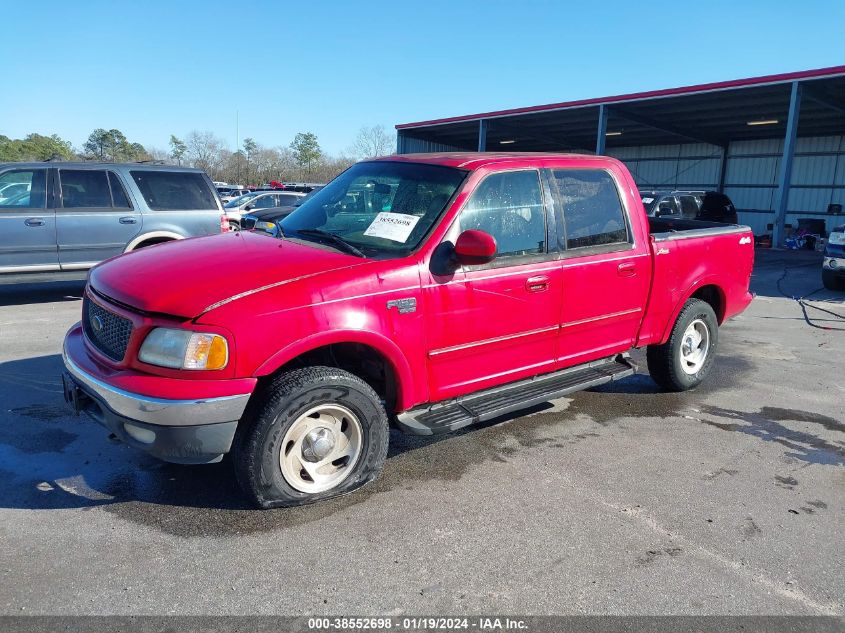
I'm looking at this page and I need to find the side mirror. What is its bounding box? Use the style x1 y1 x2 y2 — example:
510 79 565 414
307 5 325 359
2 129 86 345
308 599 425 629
454 229 497 265
245 203 254 211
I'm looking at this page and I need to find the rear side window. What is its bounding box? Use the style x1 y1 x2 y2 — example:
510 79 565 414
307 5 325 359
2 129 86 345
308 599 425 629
130 171 217 210
459 170 546 258
0 169 47 209
109 172 131 208
550 169 629 250
60 170 112 208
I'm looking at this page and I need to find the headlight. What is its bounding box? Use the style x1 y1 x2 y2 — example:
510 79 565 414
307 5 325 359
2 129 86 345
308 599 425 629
138 328 228 370
254 220 278 234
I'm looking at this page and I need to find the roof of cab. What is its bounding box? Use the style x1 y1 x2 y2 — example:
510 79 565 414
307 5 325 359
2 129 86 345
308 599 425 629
368 152 606 170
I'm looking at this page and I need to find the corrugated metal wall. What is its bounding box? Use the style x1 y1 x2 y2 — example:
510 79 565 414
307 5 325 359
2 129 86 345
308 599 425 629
609 136 845 234
396 133 464 154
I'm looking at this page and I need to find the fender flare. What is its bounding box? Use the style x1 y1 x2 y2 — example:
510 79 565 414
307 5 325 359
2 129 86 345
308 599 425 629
659 277 726 343
125 231 184 252
254 329 417 411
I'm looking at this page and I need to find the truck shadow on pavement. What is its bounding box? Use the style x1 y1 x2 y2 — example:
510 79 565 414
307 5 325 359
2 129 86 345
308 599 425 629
0 280 86 307
1 348 840 538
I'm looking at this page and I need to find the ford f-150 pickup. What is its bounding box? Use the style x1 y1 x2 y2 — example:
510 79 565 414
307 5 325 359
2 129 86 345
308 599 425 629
62 153 754 508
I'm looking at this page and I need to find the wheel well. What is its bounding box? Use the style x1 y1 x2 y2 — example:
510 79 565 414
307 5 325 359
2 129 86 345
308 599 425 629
260 343 398 411
131 237 174 250
691 285 725 323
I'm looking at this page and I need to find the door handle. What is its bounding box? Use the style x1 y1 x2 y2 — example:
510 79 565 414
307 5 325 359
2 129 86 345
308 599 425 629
119 216 138 224
617 262 636 277
24 217 45 227
526 275 550 292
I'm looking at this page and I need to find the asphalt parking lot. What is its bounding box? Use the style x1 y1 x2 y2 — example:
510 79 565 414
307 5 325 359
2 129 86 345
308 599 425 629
0 250 842 616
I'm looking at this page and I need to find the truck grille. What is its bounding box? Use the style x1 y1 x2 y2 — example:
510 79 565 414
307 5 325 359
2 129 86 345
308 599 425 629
83 296 133 361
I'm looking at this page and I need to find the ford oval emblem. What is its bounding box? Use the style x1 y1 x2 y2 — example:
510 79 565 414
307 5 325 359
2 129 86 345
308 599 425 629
91 315 104 333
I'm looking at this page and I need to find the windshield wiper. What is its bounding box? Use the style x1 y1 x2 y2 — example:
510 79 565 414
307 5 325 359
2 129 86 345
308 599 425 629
294 228 366 258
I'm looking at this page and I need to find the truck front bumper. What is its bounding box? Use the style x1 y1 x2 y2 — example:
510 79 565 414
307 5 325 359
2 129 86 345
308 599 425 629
62 325 254 464
823 256 845 276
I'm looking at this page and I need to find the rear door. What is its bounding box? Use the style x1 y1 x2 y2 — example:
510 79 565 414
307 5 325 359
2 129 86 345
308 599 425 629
56 168 141 268
547 167 651 366
0 167 56 271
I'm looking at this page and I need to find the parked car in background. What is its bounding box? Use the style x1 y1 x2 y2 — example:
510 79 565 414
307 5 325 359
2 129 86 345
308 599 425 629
0 180 30 200
640 190 739 224
0 162 226 281
241 186 324 233
223 190 305 229
822 224 845 290
62 153 754 508
219 187 251 203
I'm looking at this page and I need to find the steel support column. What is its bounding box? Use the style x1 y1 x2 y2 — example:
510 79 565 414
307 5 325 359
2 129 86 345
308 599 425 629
595 105 608 155
773 82 802 247
717 144 729 193
477 119 488 152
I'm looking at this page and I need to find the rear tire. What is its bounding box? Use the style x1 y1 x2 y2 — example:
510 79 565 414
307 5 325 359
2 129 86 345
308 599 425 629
233 366 389 509
647 298 718 392
822 269 844 291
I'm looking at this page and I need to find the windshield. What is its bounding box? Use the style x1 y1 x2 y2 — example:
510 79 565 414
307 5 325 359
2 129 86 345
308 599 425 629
280 161 466 257
640 194 659 214
224 192 259 208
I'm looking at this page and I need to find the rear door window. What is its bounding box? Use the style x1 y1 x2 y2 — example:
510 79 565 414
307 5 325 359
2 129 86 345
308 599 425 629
0 169 47 209
60 170 112 208
550 169 630 250
130 171 217 210
108 172 132 208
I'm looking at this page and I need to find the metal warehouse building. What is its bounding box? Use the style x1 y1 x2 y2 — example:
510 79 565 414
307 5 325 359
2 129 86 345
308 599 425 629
395 65 845 246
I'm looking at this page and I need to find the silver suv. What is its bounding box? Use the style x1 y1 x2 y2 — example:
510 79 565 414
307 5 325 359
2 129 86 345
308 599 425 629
0 162 225 280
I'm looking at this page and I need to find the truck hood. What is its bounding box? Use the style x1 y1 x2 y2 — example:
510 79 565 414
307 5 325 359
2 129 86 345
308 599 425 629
89 232 365 319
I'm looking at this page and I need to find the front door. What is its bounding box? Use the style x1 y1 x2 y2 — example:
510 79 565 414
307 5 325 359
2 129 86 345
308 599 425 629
0 167 56 272
547 168 651 366
56 168 141 269
424 169 562 401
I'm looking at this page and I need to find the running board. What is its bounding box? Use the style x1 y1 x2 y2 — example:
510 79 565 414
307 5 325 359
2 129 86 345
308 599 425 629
396 354 636 436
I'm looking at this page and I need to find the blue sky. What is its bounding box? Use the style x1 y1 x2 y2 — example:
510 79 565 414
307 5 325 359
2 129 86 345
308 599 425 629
1 0 843 156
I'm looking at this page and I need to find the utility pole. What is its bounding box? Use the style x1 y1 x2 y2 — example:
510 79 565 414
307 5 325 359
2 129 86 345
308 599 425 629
236 109 240 185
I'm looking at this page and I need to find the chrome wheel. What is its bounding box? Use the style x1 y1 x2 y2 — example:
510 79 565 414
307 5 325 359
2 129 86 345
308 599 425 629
279 404 363 493
680 319 710 375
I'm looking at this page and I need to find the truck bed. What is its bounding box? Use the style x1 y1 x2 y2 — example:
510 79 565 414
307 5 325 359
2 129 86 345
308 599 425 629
648 217 751 241
635 217 755 349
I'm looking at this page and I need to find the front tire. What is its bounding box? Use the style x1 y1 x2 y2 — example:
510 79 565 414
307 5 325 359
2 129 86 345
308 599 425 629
233 366 389 508
647 298 718 392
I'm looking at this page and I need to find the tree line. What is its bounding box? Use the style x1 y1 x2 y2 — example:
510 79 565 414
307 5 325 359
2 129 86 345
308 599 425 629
0 125 396 185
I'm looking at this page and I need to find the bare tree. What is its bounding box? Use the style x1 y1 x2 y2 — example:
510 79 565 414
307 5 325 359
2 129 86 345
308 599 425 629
185 130 226 177
352 125 395 159
145 146 172 163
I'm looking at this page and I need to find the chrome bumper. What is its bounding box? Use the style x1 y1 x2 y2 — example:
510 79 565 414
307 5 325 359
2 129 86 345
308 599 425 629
62 347 251 427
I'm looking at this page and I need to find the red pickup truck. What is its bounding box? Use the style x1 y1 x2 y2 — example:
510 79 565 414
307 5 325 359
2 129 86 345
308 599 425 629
62 153 754 508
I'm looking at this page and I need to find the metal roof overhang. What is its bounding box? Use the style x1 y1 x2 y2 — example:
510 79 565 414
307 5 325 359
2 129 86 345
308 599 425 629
396 66 845 152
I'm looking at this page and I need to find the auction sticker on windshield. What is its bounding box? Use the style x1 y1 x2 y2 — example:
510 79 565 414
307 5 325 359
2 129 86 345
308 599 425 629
363 212 421 243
